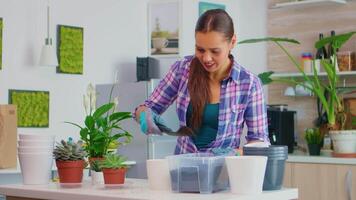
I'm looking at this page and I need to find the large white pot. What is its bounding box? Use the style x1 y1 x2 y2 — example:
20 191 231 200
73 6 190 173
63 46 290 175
225 156 267 195
330 130 356 153
146 159 171 191
18 153 53 185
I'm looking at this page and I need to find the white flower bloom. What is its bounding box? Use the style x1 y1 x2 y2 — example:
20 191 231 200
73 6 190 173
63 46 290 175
91 93 97 111
113 97 119 110
83 95 89 115
87 83 95 99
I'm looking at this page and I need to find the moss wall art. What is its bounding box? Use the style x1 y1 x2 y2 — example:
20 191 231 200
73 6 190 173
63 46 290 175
9 90 50 127
0 18 3 70
57 25 83 74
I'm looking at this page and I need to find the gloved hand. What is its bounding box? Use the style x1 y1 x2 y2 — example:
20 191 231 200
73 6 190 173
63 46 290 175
211 147 236 156
139 109 168 135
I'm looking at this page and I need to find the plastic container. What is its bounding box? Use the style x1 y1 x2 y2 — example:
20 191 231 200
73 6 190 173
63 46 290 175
336 51 355 71
166 153 228 194
243 145 288 190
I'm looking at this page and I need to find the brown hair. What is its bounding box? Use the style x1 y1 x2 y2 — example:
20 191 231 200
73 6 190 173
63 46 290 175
188 9 234 131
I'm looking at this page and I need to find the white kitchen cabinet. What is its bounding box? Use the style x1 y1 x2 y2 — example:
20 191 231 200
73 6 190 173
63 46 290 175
283 162 356 200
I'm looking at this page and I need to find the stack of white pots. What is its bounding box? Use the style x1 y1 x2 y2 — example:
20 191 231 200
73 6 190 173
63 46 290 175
18 134 55 185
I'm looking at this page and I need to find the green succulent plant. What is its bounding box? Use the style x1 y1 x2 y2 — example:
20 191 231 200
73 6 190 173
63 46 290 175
53 140 87 161
304 128 323 145
90 160 102 172
100 154 127 169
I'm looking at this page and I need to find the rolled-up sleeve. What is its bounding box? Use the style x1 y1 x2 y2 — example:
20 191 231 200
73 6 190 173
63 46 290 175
244 77 269 142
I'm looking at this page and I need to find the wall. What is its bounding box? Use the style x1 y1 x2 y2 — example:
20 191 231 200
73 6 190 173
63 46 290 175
0 0 267 144
267 0 356 146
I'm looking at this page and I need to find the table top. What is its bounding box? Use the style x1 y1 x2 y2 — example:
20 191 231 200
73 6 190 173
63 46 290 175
0 178 298 200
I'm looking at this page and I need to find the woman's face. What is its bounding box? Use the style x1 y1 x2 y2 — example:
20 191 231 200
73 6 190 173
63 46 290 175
195 31 236 74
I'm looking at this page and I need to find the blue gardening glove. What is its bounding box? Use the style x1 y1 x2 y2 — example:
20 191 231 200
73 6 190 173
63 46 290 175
139 109 164 135
211 147 236 156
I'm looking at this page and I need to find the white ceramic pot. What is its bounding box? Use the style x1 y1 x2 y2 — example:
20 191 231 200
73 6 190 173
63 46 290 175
19 133 55 141
18 153 53 185
18 140 54 147
225 156 267 195
18 146 53 153
146 159 171 191
91 171 104 185
330 130 356 153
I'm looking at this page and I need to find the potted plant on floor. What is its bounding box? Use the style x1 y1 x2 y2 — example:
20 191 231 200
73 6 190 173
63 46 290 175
239 32 356 154
101 154 128 185
66 84 133 163
53 140 87 184
304 128 323 156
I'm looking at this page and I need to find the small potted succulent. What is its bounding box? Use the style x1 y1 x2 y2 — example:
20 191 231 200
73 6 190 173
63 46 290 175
53 140 87 184
91 160 104 185
101 154 128 185
304 128 323 156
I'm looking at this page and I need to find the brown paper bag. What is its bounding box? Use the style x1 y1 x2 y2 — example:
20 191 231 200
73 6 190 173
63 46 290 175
0 105 17 168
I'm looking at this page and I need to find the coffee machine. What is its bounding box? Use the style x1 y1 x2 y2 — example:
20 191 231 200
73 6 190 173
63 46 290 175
267 105 296 153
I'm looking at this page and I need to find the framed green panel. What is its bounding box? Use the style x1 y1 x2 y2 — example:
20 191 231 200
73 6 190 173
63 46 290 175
199 2 226 16
9 90 50 128
57 25 83 74
0 18 3 70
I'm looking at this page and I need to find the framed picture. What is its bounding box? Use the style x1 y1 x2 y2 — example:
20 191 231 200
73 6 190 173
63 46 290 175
0 18 3 70
148 0 180 56
8 90 50 128
199 2 226 16
57 25 84 74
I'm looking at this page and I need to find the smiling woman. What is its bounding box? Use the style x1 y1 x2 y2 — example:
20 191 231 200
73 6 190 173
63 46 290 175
134 9 270 155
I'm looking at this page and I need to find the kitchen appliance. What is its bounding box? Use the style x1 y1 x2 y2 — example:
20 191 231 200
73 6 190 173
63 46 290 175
267 105 296 153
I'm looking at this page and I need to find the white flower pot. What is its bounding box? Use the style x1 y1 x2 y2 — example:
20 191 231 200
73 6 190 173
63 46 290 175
146 159 171 191
225 156 267 195
330 130 356 153
91 171 104 185
18 153 53 185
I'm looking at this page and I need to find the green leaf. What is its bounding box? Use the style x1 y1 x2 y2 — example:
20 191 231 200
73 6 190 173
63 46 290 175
93 103 114 119
238 37 300 45
84 116 95 130
315 32 356 49
258 71 274 85
80 128 89 141
93 133 106 142
96 117 108 129
109 112 132 122
64 121 83 129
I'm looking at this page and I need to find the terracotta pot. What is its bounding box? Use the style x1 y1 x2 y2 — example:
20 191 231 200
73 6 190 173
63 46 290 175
56 160 84 183
102 168 126 184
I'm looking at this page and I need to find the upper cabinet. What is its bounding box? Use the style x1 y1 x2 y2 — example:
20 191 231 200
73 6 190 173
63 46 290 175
271 0 347 9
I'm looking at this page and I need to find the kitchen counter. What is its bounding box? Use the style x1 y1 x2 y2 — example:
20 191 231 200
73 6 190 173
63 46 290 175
0 178 298 200
287 150 356 165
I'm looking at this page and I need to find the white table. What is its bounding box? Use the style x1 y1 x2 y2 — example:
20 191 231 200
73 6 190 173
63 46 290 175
0 178 298 200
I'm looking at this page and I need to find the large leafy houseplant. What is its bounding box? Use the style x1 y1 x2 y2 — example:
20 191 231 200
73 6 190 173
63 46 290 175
239 32 356 131
66 84 133 158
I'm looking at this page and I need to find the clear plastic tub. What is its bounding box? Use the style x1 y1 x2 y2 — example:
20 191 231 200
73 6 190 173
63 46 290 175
166 153 229 194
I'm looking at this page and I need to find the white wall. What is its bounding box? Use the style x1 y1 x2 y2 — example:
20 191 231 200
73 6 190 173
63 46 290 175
0 0 267 142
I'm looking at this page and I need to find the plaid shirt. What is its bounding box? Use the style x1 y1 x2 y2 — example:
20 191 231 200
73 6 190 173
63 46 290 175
143 55 269 154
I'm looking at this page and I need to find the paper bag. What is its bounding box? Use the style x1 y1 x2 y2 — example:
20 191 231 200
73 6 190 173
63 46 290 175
344 98 356 129
0 105 17 168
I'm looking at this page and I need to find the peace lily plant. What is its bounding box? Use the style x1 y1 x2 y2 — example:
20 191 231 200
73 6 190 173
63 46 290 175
66 84 133 158
239 31 356 131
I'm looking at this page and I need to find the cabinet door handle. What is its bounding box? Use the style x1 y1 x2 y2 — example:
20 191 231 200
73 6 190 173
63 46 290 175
345 169 352 200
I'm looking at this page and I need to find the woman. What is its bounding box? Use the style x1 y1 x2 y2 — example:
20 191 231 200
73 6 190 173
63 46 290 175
135 9 269 154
